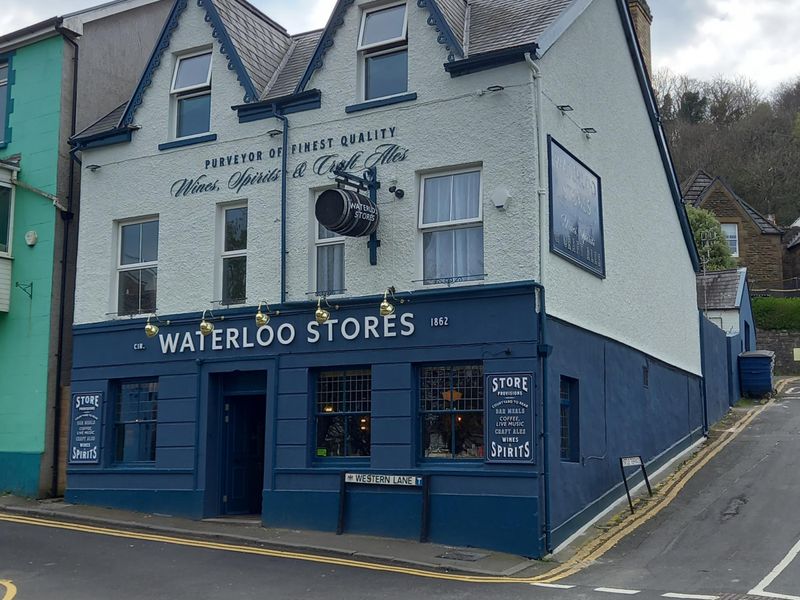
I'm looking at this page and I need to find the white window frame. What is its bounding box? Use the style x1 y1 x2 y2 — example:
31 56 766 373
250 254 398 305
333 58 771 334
358 2 409 102
721 223 739 257
170 49 212 94
171 49 212 140
357 2 408 51
217 201 248 306
116 217 159 317
0 61 9 146
418 167 485 286
315 220 346 296
0 181 15 258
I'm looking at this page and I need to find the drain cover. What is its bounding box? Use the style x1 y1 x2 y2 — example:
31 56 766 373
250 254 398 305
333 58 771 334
436 550 489 562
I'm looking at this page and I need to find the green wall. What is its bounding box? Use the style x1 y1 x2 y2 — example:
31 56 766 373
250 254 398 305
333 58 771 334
0 35 64 495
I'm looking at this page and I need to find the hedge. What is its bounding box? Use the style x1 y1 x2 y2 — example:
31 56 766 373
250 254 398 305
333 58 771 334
752 297 800 330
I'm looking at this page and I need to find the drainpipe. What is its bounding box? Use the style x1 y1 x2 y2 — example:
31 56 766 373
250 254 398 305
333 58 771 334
274 106 288 304
50 26 79 497
526 52 553 555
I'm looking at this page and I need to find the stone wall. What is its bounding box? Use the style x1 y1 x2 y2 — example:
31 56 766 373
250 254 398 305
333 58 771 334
756 329 800 375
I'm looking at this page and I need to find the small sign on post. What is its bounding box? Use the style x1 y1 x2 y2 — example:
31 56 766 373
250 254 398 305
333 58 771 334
619 455 652 514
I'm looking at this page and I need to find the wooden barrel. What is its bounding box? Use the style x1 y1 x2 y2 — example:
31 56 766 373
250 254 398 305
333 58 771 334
315 189 379 237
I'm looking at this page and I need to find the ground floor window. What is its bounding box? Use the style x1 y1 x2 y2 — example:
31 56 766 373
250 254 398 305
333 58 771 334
315 369 371 458
420 364 484 459
114 380 158 463
560 376 580 463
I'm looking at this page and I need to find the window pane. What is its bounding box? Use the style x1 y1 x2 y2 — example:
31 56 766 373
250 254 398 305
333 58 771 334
347 414 371 456
120 223 142 265
317 243 344 294
174 53 211 90
423 413 451 458
118 270 141 315
452 171 481 220
0 186 10 253
453 226 484 279
225 207 247 252
139 267 158 313
361 4 406 46
177 93 211 138
318 223 339 240
222 256 247 305
422 175 452 225
451 364 484 411
365 49 407 100
140 220 159 263
454 412 483 459
0 65 7 81
317 414 345 457
423 230 454 281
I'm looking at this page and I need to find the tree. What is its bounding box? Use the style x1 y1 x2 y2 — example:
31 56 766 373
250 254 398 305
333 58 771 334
686 205 737 271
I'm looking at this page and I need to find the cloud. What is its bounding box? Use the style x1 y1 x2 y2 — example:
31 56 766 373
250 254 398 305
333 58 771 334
650 0 800 91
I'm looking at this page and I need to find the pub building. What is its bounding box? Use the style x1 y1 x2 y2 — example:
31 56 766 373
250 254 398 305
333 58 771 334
67 0 706 557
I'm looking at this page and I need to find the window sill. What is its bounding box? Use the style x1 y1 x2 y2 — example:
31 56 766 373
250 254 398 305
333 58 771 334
345 92 417 114
158 133 217 151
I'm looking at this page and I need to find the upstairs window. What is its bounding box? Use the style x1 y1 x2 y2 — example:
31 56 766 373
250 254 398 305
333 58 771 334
0 62 8 145
171 51 212 139
220 203 247 305
358 3 408 101
118 219 159 316
420 169 484 284
721 223 739 257
0 184 12 255
316 223 345 295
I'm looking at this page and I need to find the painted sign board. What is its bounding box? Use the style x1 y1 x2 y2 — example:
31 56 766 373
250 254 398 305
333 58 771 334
621 456 643 468
69 392 103 464
345 473 423 487
548 136 605 278
485 373 535 464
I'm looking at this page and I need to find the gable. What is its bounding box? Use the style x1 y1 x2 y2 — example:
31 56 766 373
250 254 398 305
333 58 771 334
697 179 783 236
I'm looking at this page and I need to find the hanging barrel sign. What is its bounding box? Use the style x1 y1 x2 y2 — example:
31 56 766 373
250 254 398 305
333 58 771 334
315 189 379 237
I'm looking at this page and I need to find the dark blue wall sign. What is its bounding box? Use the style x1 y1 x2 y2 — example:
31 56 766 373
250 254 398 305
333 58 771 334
485 373 535 464
548 136 605 278
69 392 103 464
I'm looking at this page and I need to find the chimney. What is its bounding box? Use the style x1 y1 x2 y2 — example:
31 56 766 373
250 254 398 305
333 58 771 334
628 0 653 75
767 214 777 226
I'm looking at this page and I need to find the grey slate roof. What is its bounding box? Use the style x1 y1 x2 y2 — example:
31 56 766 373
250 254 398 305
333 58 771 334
211 0 290 95
435 0 467 48
696 269 742 310
681 171 783 235
467 0 573 56
262 30 323 101
74 102 127 139
681 169 714 207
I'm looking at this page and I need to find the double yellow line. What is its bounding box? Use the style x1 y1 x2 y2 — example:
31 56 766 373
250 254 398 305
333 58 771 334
0 392 779 588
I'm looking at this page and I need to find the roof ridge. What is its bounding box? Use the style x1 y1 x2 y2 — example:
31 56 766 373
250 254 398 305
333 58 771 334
262 37 298 100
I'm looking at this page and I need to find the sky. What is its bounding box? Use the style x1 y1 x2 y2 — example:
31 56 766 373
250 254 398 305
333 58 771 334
1 0 799 93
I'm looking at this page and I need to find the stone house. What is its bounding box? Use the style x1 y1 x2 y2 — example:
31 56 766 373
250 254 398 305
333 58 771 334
682 170 784 291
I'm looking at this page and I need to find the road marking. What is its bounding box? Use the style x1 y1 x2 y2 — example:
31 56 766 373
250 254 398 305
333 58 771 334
0 397 779 589
594 587 640 594
749 535 800 600
661 593 719 600
538 399 774 583
0 580 17 600
530 582 575 589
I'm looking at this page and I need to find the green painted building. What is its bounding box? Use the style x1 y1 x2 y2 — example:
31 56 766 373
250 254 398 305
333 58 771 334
0 1 171 497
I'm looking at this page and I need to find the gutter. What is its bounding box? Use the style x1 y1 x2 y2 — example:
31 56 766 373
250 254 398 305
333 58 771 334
444 44 538 78
274 105 289 304
50 25 80 497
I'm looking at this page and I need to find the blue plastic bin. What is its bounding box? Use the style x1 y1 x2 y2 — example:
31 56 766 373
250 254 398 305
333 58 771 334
739 350 775 397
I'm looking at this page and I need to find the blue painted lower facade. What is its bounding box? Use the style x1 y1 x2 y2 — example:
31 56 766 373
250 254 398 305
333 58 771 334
67 282 710 557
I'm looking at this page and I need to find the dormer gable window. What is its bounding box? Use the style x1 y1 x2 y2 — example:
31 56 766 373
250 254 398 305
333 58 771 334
171 51 212 139
358 3 408 102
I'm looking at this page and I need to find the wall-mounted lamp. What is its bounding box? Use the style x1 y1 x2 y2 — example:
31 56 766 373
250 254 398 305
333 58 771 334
267 129 283 137
315 297 331 324
145 314 159 338
491 187 511 211
582 127 597 138
486 85 505 93
255 300 277 327
199 309 221 336
556 105 574 113
86 164 102 172
380 287 396 317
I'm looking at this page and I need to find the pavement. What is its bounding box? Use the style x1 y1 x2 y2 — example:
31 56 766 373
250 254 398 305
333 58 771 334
0 378 792 593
